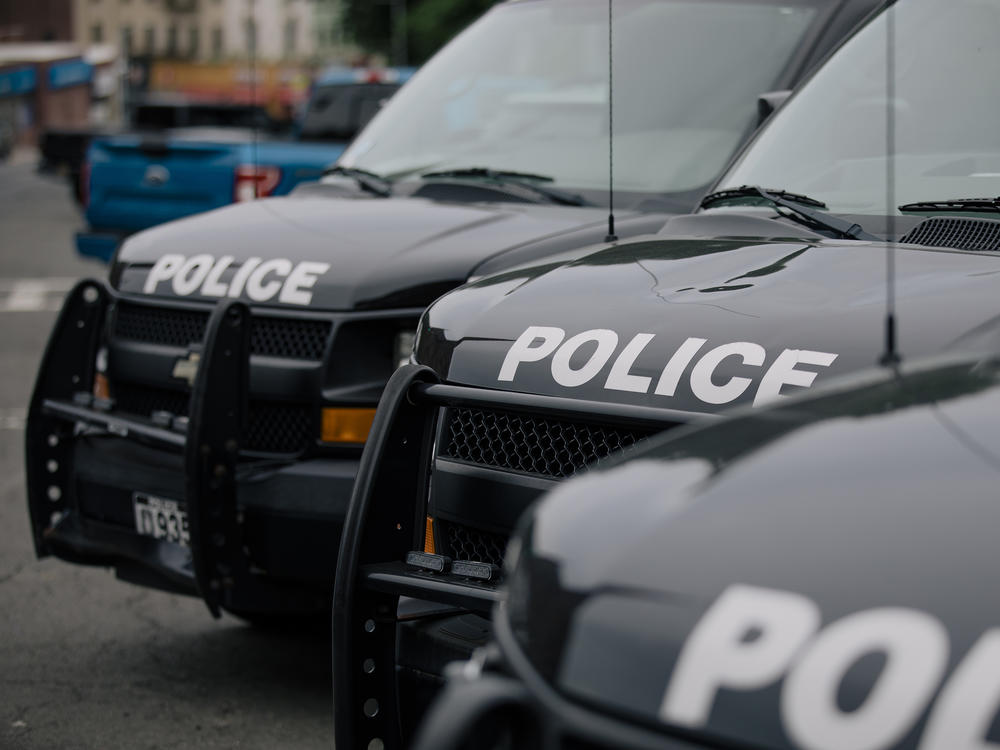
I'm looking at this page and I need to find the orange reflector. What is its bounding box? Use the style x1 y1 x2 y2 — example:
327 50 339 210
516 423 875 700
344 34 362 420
424 516 436 555
320 407 376 444
93 373 111 400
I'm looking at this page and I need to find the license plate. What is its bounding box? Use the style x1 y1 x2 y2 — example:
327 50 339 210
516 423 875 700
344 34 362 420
133 493 190 547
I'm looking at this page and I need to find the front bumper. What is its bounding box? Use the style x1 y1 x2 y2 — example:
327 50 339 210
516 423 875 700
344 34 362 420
44 432 355 603
332 364 698 749
26 281 362 617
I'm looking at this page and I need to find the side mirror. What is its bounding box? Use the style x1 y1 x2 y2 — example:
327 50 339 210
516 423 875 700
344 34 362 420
757 90 792 126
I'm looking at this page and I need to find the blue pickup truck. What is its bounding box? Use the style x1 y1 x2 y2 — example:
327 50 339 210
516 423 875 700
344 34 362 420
77 67 414 263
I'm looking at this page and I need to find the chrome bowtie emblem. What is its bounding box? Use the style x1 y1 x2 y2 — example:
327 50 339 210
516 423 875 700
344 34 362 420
171 352 200 386
144 164 170 186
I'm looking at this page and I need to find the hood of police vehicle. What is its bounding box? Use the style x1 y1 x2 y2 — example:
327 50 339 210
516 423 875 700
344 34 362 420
504 357 1000 749
417 216 1000 415
110 194 639 311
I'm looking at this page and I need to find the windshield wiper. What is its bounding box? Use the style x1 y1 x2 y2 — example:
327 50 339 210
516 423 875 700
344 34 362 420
700 185 880 241
420 167 589 207
701 185 828 209
322 166 392 197
899 197 1000 215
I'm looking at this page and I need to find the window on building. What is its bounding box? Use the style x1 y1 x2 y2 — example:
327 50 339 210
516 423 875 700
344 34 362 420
212 26 223 59
284 19 297 57
245 18 257 55
166 25 178 57
121 26 133 55
144 25 155 54
188 26 200 59
91 24 103 43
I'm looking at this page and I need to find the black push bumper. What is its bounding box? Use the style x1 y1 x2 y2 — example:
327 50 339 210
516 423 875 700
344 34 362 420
26 281 354 617
333 364 696 749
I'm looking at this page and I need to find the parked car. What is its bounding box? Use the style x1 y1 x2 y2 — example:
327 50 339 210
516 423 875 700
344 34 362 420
332 0 1000 744
76 68 414 263
411 348 1000 750
25 0 879 627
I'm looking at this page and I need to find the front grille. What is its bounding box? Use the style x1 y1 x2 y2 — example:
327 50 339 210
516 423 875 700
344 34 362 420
251 316 330 360
901 216 1000 252
113 382 313 455
243 401 314 454
113 302 332 360
439 406 660 479
440 521 508 568
114 303 208 348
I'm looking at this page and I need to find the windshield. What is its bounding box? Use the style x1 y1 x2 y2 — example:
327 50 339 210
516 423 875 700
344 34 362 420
716 0 1000 216
339 0 820 200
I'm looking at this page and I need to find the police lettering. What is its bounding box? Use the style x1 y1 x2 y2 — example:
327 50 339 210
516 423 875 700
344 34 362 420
498 326 837 407
143 254 330 305
661 584 1000 750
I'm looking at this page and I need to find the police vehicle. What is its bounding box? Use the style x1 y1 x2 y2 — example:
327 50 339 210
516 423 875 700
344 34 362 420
332 0 1000 744
26 0 866 622
411 349 1000 750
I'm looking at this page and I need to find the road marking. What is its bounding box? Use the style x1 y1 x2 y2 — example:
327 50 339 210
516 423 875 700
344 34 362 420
0 278 77 312
0 409 26 430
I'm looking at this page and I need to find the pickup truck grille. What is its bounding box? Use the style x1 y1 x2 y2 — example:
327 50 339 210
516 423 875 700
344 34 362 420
113 302 332 360
113 383 313 455
439 405 660 479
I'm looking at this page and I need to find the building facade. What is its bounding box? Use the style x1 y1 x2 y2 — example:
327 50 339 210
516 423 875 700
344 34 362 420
71 0 350 63
0 43 94 145
0 0 74 43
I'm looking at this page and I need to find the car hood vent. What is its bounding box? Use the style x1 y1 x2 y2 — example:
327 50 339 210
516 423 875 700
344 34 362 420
901 216 1000 252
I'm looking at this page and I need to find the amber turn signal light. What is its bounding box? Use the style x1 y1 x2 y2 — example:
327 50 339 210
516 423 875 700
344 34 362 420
93 373 111 401
424 516 436 555
320 407 376 444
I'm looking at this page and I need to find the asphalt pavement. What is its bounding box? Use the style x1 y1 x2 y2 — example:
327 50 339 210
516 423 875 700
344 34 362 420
0 152 334 749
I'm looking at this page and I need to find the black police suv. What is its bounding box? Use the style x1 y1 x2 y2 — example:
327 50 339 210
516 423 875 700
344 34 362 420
412 349 1000 750
333 0 1000 744
26 0 870 622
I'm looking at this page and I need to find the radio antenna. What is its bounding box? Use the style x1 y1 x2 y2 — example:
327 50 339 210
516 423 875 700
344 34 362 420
605 0 617 243
250 1 260 198
880 1 900 368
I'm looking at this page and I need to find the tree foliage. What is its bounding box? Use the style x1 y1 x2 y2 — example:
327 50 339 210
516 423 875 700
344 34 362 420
342 0 498 65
